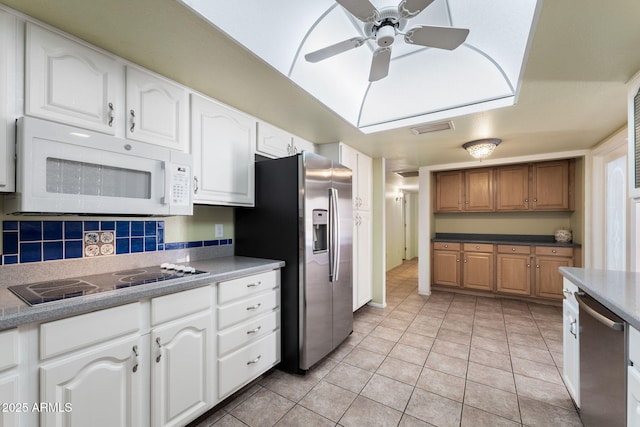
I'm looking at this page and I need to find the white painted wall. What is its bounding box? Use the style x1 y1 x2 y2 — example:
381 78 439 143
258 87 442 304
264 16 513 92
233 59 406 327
385 186 404 271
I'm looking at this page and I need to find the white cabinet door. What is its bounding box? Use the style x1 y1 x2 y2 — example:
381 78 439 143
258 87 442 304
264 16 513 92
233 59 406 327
354 211 372 310
191 94 255 206
356 152 372 211
0 375 19 427
126 66 187 151
40 336 144 427
256 121 293 158
25 23 123 135
562 298 579 407
151 311 213 427
0 9 17 192
629 367 640 427
292 135 316 154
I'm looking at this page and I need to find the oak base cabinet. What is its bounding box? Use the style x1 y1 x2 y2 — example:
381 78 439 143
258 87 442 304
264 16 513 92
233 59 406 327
462 244 494 291
432 243 461 287
534 246 574 299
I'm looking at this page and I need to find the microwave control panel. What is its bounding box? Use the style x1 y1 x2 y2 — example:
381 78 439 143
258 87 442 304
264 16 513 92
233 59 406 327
170 164 191 206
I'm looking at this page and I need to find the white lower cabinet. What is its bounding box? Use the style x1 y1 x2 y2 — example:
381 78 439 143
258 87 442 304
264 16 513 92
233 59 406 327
0 328 20 427
562 283 579 407
151 311 213 427
629 326 640 426
354 211 372 310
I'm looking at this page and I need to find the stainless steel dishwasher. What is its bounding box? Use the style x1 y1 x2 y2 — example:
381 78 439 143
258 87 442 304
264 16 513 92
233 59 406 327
576 290 626 427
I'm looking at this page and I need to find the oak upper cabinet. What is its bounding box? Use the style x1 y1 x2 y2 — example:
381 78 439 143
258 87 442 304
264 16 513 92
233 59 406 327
0 329 20 427
496 164 530 211
534 246 574 300
190 93 255 206
496 245 532 296
0 9 17 192
432 242 461 287
125 66 188 151
256 121 316 158
25 22 123 135
434 170 463 212
464 168 494 211
462 243 494 291
532 160 572 210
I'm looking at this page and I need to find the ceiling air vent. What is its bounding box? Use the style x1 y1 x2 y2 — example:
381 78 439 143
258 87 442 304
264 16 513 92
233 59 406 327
410 121 454 135
394 170 419 178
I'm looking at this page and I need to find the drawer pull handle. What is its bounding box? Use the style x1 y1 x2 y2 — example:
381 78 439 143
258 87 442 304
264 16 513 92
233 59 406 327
247 281 262 288
130 109 136 132
108 102 115 127
132 345 139 373
552 249 557 253
247 326 262 335
155 337 162 363
475 246 480 250
247 355 262 365
512 248 516 251
247 303 262 311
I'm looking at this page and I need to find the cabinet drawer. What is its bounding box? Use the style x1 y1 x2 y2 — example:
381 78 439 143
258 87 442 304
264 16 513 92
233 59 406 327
497 245 531 254
218 270 279 305
463 243 493 253
433 242 460 251
218 330 280 398
0 329 19 371
535 246 573 257
218 310 280 357
218 289 280 329
151 286 212 326
40 303 140 360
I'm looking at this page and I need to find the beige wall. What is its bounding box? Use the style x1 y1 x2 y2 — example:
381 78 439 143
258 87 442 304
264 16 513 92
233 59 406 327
434 212 574 237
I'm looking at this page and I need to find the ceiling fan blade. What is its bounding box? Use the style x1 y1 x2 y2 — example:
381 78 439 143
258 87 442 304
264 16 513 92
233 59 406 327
335 0 379 23
369 47 392 82
398 0 436 18
404 25 470 50
305 37 368 63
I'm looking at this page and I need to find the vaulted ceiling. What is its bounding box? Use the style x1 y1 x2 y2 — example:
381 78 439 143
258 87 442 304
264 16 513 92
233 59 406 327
2 0 640 189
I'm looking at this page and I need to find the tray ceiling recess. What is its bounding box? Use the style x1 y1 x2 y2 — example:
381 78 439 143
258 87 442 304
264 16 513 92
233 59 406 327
179 0 540 134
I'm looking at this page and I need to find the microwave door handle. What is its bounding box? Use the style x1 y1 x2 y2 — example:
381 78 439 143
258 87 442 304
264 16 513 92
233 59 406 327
162 161 170 205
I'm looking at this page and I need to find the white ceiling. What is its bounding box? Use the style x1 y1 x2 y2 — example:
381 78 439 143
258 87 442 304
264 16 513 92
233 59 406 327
179 0 539 134
2 0 640 191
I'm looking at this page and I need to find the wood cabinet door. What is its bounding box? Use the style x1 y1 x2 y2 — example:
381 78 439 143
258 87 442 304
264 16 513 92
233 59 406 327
464 168 494 211
496 165 530 211
25 23 123 135
190 94 255 206
151 311 213 427
496 253 531 295
535 256 573 299
435 171 463 212
40 336 144 427
532 161 570 210
433 249 461 287
463 252 494 291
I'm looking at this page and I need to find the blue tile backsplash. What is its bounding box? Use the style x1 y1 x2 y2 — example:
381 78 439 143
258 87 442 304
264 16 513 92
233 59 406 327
1 220 232 265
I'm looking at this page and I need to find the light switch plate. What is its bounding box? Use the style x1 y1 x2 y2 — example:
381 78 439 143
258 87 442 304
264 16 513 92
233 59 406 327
215 224 223 238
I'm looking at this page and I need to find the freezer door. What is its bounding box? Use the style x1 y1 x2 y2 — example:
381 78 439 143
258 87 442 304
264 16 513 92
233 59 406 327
300 153 334 370
331 161 353 347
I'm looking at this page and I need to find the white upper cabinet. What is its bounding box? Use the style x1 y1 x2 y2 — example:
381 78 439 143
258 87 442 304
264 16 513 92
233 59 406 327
126 66 188 151
257 120 315 158
0 9 17 192
190 94 255 206
336 143 372 211
25 22 123 136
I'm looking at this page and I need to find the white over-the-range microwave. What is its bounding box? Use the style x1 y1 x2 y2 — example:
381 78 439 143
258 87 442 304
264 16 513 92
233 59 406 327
4 117 193 215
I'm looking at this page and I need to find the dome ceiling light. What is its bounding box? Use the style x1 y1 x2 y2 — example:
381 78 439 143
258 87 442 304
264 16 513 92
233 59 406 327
462 138 501 160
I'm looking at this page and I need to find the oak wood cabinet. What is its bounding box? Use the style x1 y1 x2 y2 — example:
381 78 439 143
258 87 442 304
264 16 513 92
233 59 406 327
534 246 574 299
462 243 494 291
436 160 574 213
496 245 532 296
432 242 461 287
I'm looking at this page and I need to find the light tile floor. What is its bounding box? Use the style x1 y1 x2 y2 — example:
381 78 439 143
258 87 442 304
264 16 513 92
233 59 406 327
192 259 583 427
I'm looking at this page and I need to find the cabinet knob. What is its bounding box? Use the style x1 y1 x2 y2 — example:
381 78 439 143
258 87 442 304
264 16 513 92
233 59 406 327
552 249 557 253
444 244 448 248
464 259 468 263
475 246 480 250
533 198 538 202
524 199 529 203
456 259 460 262
536 264 540 268
512 247 516 251
527 264 531 268
465 201 469 204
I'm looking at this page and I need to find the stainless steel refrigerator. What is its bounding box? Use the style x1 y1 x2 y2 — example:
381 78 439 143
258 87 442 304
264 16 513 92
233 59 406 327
235 152 353 374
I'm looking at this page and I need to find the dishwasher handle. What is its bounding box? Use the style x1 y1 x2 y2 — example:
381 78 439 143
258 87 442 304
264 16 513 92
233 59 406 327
575 292 624 331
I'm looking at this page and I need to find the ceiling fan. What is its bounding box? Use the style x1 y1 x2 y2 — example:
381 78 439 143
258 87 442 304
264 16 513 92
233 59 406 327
305 0 470 82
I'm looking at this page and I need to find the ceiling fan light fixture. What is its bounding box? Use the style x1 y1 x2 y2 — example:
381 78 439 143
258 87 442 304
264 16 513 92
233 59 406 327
462 138 501 160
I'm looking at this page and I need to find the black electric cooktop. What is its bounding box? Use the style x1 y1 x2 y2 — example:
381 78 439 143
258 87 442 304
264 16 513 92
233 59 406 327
9 264 205 306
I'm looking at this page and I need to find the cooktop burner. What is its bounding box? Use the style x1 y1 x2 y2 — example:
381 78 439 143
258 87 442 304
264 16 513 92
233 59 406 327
9 264 205 306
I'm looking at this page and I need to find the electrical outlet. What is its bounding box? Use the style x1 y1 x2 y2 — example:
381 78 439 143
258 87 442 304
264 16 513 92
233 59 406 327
215 224 224 238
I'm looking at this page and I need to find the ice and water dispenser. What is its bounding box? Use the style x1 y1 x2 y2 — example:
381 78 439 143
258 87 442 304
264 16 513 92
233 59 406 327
312 209 328 253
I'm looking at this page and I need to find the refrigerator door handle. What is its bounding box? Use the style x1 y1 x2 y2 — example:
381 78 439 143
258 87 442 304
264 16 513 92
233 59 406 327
329 187 340 282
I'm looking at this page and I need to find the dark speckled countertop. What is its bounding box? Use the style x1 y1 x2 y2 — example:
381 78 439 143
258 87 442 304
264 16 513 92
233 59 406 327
0 256 284 331
431 233 581 248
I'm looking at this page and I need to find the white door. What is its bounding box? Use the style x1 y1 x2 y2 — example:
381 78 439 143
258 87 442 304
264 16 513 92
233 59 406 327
25 23 123 135
604 149 628 271
40 336 144 427
190 94 255 206
126 66 187 150
151 311 213 427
